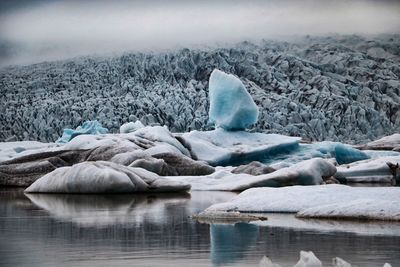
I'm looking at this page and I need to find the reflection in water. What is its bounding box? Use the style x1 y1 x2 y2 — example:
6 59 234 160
211 223 259 266
1 189 400 267
25 193 190 227
255 214 400 237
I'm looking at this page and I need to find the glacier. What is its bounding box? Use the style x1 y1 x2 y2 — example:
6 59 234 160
1 35 399 144
208 69 258 130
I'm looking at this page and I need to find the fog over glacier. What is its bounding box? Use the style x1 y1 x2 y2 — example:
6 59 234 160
0 0 399 66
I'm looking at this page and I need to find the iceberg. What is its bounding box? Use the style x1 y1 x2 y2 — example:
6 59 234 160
259 252 390 267
204 184 400 217
180 128 300 166
119 120 145 133
0 141 60 163
293 251 322 267
208 69 258 130
167 158 336 191
297 199 400 221
25 161 191 193
56 120 108 143
335 156 400 183
360 133 400 151
333 143 369 164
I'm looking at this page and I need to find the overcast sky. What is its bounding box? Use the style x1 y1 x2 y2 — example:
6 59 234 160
0 0 399 66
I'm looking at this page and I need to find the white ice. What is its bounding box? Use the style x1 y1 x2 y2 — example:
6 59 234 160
0 141 61 163
119 120 145 134
205 184 400 221
167 158 336 191
335 156 400 183
25 161 190 193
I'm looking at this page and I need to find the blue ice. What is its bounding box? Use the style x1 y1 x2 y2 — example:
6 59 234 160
56 120 108 143
208 69 259 130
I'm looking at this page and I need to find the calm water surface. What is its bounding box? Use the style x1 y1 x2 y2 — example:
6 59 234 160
0 188 399 267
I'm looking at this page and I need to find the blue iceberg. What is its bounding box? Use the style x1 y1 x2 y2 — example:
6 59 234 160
56 120 108 143
208 69 259 130
333 143 370 165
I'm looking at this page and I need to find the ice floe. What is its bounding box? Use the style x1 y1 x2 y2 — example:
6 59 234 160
335 156 400 183
167 158 336 191
297 199 400 221
180 128 300 166
0 141 61 163
204 184 400 221
119 120 145 133
25 161 190 193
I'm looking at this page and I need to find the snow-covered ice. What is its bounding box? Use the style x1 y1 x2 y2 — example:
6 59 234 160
0 141 61 163
119 120 145 133
335 156 400 183
180 128 300 166
57 120 108 143
208 69 258 130
167 158 336 191
297 199 400 221
25 161 191 193
204 184 400 220
363 133 400 151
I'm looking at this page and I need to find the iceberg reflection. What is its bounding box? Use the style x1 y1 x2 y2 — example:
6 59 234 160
210 223 259 266
25 193 190 227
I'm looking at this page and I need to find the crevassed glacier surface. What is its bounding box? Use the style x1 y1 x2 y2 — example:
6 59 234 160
1 35 399 143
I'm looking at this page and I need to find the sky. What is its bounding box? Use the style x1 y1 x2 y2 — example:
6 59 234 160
0 0 399 66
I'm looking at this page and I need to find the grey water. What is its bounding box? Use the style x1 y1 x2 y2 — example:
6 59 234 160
0 188 399 267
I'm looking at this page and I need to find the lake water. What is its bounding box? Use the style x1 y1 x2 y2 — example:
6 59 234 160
0 188 399 267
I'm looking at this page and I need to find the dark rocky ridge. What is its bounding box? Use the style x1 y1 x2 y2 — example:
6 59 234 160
1 34 399 144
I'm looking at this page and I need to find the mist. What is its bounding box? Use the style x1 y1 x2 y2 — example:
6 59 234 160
0 0 399 66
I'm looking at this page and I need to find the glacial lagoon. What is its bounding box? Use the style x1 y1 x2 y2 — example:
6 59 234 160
1 188 399 267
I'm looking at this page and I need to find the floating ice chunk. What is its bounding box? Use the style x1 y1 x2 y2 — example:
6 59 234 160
167 158 336 191
205 184 400 214
119 121 145 133
135 126 191 156
364 133 400 151
259 256 282 267
335 156 400 183
297 199 400 221
293 251 322 267
332 257 353 267
63 126 190 157
180 128 300 166
56 120 108 143
25 161 190 193
208 69 258 130
334 143 369 165
0 141 60 163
